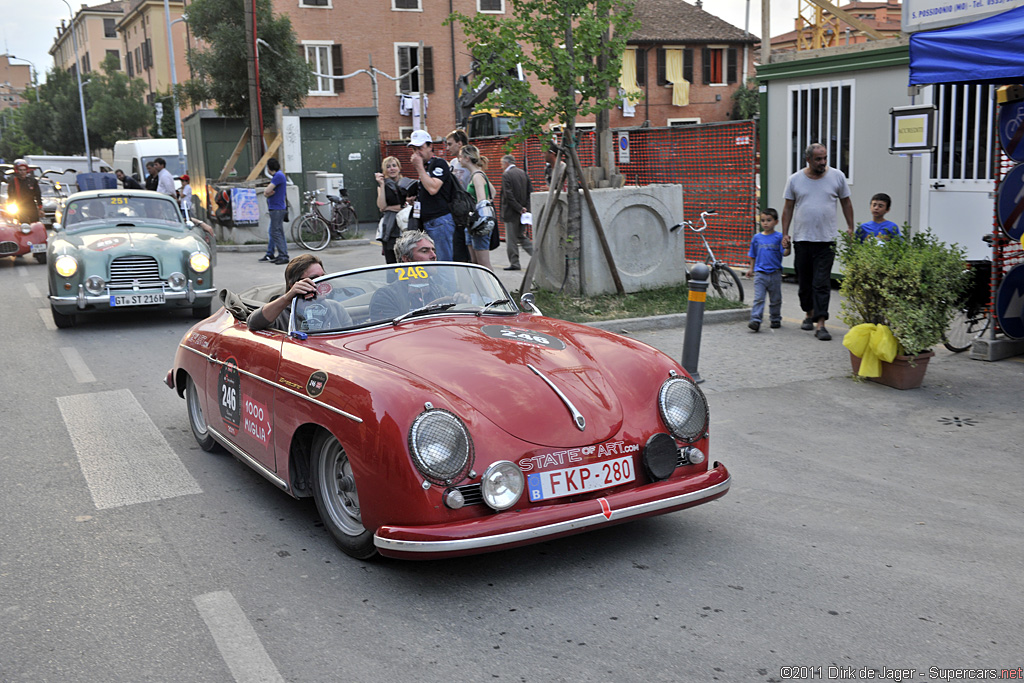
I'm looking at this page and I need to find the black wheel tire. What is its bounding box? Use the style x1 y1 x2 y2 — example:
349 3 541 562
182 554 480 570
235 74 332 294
33 253 47 264
192 302 212 319
295 215 330 251
339 207 358 237
186 375 221 452
310 430 376 559
711 265 744 303
944 309 988 353
51 307 76 329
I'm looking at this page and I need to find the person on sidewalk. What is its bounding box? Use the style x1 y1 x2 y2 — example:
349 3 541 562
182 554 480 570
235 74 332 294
259 158 290 265
407 130 456 262
499 154 534 271
780 143 854 341
745 208 790 332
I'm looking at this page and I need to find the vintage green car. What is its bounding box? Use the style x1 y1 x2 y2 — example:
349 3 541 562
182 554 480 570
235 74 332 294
48 190 215 329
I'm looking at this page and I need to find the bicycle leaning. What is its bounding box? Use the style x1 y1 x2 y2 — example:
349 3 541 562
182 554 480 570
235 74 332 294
944 258 991 352
291 189 359 251
670 209 745 302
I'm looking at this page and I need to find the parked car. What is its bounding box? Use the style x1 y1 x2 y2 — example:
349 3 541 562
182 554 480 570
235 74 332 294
47 190 215 328
166 262 730 560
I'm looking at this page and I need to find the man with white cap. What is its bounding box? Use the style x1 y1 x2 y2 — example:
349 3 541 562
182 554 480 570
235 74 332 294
407 130 455 261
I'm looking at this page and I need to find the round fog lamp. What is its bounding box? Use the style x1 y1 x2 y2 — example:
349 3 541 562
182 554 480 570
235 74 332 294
189 252 210 272
480 461 524 511
54 255 78 278
684 447 706 466
444 488 466 509
84 275 106 295
20 224 32 234
168 272 186 291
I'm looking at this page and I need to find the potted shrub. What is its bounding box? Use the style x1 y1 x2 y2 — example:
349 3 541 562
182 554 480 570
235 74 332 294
837 228 970 389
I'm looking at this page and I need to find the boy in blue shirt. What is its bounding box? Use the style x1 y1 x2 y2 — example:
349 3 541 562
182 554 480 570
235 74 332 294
745 208 790 332
856 193 902 242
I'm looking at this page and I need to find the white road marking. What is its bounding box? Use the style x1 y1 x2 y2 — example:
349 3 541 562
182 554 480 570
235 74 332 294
193 591 285 683
24 282 43 298
57 389 202 509
38 308 57 331
60 347 96 383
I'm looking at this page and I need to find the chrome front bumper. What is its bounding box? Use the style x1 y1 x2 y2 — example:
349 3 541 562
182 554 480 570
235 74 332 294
50 283 217 311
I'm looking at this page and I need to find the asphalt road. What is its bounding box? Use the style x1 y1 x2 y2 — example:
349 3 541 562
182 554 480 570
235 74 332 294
1 241 1022 683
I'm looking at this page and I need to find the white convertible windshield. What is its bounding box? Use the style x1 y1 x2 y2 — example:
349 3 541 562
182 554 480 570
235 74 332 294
290 263 518 333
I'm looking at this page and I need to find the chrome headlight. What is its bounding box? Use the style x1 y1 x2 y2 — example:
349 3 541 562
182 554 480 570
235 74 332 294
84 275 106 295
480 461 524 511
20 223 32 234
168 272 186 291
658 376 708 441
54 255 78 278
189 251 210 272
408 409 473 485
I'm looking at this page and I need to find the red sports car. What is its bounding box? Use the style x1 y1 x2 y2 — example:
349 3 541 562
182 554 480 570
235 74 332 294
0 217 47 263
167 262 729 560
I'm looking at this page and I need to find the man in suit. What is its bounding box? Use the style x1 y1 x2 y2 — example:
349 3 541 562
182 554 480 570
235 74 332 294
499 154 534 271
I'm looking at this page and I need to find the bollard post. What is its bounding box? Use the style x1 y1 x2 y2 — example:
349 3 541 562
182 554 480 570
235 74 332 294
682 263 709 383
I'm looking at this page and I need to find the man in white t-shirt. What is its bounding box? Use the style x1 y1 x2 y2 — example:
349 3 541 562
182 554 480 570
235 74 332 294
153 158 176 198
780 143 854 342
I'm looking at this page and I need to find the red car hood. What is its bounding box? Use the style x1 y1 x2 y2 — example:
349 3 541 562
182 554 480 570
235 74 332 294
343 317 624 447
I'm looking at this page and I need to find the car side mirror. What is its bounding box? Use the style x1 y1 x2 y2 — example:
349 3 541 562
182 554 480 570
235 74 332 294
520 291 541 315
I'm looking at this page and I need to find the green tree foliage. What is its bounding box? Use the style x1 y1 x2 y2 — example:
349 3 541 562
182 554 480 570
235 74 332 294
0 106 44 159
19 67 94 154
181 0 313 122
449 0 638 146
149 91 177 138
731 77 759 120
86 53 152 147
449 0 638 295
17 56 150 154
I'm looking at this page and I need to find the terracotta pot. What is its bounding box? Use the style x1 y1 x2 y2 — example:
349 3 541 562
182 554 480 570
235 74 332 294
849 350 936 390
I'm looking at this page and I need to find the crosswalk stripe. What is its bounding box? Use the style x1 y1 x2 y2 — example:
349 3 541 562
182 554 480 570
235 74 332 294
60 347 96 383
194 591 284 683
57 389 202 509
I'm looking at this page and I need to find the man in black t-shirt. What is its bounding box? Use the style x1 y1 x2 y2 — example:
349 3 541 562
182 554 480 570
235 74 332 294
407 130 455 261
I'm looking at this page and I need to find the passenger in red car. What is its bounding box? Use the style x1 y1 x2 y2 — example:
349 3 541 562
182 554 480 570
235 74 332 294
369 231 459 320
247 254 352 332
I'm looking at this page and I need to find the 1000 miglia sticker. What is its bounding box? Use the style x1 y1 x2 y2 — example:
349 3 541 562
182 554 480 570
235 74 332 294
480 325 566 350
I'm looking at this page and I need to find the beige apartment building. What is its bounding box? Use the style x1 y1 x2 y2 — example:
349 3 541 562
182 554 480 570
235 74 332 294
0 55 34 112
49 1 126 76
118 0 189 104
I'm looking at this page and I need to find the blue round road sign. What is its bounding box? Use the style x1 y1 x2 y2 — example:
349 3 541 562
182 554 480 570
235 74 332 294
996 163 1024 241
999 100 1024 163
995 263 1024 340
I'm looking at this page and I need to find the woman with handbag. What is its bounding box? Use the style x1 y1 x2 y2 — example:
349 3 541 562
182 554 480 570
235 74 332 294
459 145 496 270
375 156 407 263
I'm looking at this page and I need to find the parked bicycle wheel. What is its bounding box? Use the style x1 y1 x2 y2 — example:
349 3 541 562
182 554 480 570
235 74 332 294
294 214 330 251
332 206 359 239
943 308 989 352
710 265 744 302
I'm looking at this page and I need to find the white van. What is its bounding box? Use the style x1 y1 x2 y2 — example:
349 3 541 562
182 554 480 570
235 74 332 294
24 155 114 190
113 139 188 182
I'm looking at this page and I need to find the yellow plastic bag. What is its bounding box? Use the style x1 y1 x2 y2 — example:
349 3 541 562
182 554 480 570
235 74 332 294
843 323 898 377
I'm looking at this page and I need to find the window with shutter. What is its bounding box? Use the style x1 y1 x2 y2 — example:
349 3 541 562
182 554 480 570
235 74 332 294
683 48 693 84
397 45 433 93
126 51 133 77
702 47 725 85
104 18 117 38
656 49 666 86
727 47 737 84
393 0 420 8
304 43 334 95
635 48 646 86
479 0 502 10
300 0 329 5
332 45 344 93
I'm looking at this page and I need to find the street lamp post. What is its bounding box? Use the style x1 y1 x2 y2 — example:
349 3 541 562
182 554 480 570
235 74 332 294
164 1 186 175
59 0 93 172
7 56 40 102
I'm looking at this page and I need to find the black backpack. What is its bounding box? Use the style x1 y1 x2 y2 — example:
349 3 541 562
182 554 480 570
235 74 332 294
446 175 476 229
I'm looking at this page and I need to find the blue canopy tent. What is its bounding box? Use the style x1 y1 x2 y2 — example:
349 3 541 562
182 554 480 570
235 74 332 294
909 4 1024 85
